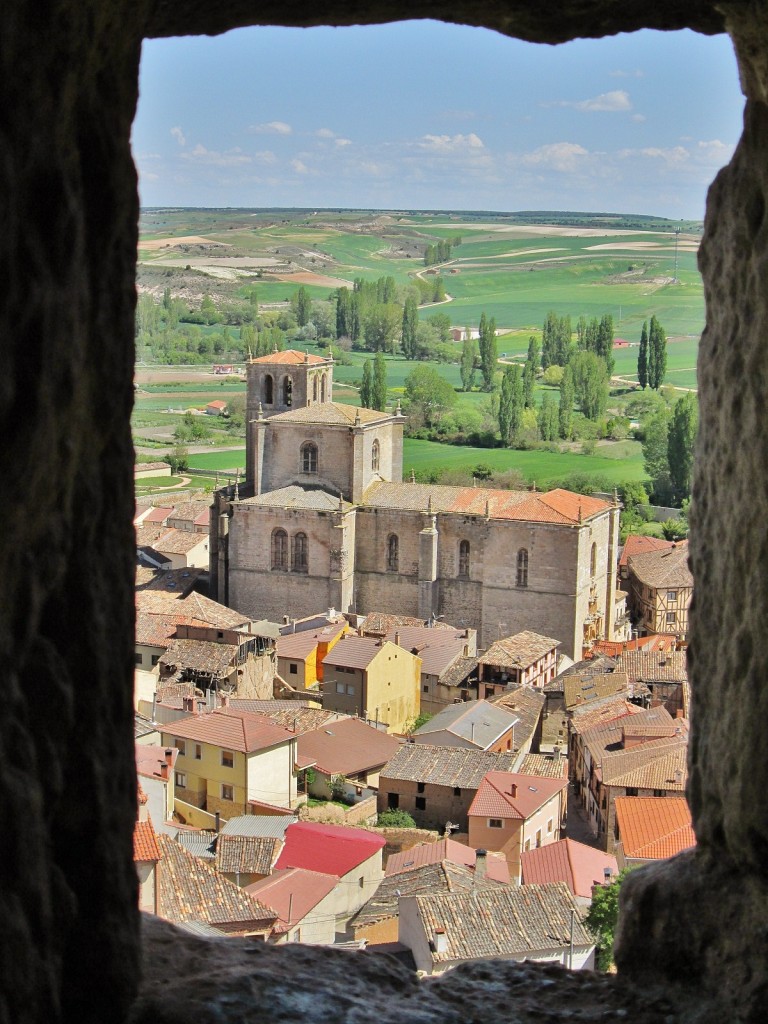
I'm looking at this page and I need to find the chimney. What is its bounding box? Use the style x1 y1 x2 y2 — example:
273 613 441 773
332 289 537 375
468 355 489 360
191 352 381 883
220 693 229 707
394 631 401 647
510 783 518 798
475 849 487 881
433 929 448 955
164 748 173 766
215 811 221 833
676 708 684 719
182 696 195 714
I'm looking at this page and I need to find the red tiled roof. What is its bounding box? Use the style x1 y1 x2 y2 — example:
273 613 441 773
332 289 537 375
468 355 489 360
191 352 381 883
276 624 347 660
134 817 161 863
166 708 296 754
619 534 675 568
385 838 510 883
245 867 338 932
275 821 385 877
249 349 328 365
520 839 617 898
468 771 567 820
614 796 696 860
297 717 400 776
321 634 390 670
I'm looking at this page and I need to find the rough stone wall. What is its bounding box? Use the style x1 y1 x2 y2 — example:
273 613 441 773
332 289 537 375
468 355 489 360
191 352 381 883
10 0 768 1022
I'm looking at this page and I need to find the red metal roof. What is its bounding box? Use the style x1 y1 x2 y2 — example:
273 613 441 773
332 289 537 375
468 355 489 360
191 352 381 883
245 867 338 932
297 717 400 776
275 821 385 877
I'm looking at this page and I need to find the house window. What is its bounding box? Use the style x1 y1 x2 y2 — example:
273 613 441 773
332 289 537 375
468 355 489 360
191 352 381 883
300 442 318 474
625 787 639 797
535 829 542 848
175 772 186 788
282 375 292 407
194 744 202 760
590 542 597 578
346 684 354 696
666 611 677 625
387 792 399 809
312 376 318 402
289 663 298 675
488 818 503 829
320 374 327 403
271 529 288 571
524 839 531 852
654 789 667 797
263 374 274 405
221 750 234 769
292 532 308 573
417 782 426 793
415 796 426 811
174 739 186 756
453 787 461 797
423 684 429 693
221 784 233 801
516 548 529 588
667 591 678 601
547 818 553 833
386 534 399 572
151 654 160 666
134 653 142 666
371 439 380 472
359 876 365 888
458 540 470 578
336 682 345 694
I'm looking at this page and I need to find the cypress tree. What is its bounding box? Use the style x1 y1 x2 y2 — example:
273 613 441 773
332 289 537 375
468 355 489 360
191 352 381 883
638 320 649 388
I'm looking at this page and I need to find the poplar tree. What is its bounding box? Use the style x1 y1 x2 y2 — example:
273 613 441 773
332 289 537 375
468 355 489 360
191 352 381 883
559 364 574 439
372 350 388 411
360 360 373 408
401 294 418 360
668 393 698 500
649 316 667 389
638 321 649 388
498 364 524 446
478 313 497 391
460 336 476 391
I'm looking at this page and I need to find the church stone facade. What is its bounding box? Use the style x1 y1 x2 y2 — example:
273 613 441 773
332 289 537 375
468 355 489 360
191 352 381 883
211 351 621 659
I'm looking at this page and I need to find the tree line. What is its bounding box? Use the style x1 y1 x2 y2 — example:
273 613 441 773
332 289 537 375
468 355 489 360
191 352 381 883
423 236 462 267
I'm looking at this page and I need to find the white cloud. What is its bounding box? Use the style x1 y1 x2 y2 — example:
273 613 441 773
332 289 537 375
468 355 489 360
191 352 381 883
632 114 647 123
575 90 632 112
170 126 186 146
418 133 485 152
249 120 292 135
253 150 278 165
697 139 734 164
291 158 309 174
335 137 352 147
521 142 590 173
316 128 335 139
619 146 690 166
181 144 252 167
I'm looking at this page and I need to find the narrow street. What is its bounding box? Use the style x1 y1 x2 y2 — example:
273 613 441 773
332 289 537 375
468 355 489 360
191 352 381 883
565 782 601 849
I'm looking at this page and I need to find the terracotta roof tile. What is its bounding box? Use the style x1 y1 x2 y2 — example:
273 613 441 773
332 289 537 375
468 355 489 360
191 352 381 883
408 883 591 963
156 833 276 930
165 707 296 754
381 744 518 789
518 753 569 779
134 817 161 863
321 634 393 670
297 717 400 776
481 631 561 670
245 867 338 932
249 349 328 366
159 638 238 676
214 834 281 875
275 403 390 426
521 839 618 898
614 796 696 859
627 543 692 588
619 534 675 568
385 839 509 883
468 771 567 820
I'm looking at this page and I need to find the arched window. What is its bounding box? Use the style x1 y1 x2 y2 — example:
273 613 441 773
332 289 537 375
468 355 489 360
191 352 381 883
387 534 399 572
590 542 597 578
301 442 318 474
292 532 308 573
282 375 292 407
458 540 470 578
371 439 380 473
271 529 288 571
263 374 274 405
516 548 529 588
320 374 327 403
312 375 318 402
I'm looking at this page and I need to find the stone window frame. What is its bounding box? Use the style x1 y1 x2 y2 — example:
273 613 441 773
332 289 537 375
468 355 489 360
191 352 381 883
271 528 289 571
458 539 470 577
221 783 234 802
371 438 380 472
292 532 309 573
263 374 274 405
300 441 318 474
386 533 399 572
282 375 292 407
590 542 597 578
516 548 529 588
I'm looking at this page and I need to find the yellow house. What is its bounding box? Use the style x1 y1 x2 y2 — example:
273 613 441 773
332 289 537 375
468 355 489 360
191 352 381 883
320 634 421 734
161 703 299 819
275 622 347 690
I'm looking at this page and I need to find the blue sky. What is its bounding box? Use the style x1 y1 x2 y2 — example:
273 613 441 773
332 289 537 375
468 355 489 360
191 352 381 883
133 22 743 219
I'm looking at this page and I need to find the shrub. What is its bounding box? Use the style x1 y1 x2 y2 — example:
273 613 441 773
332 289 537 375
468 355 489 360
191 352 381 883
377 808 417 828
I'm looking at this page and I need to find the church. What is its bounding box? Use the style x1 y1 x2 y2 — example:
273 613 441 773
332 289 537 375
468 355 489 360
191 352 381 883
210 350 622 659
